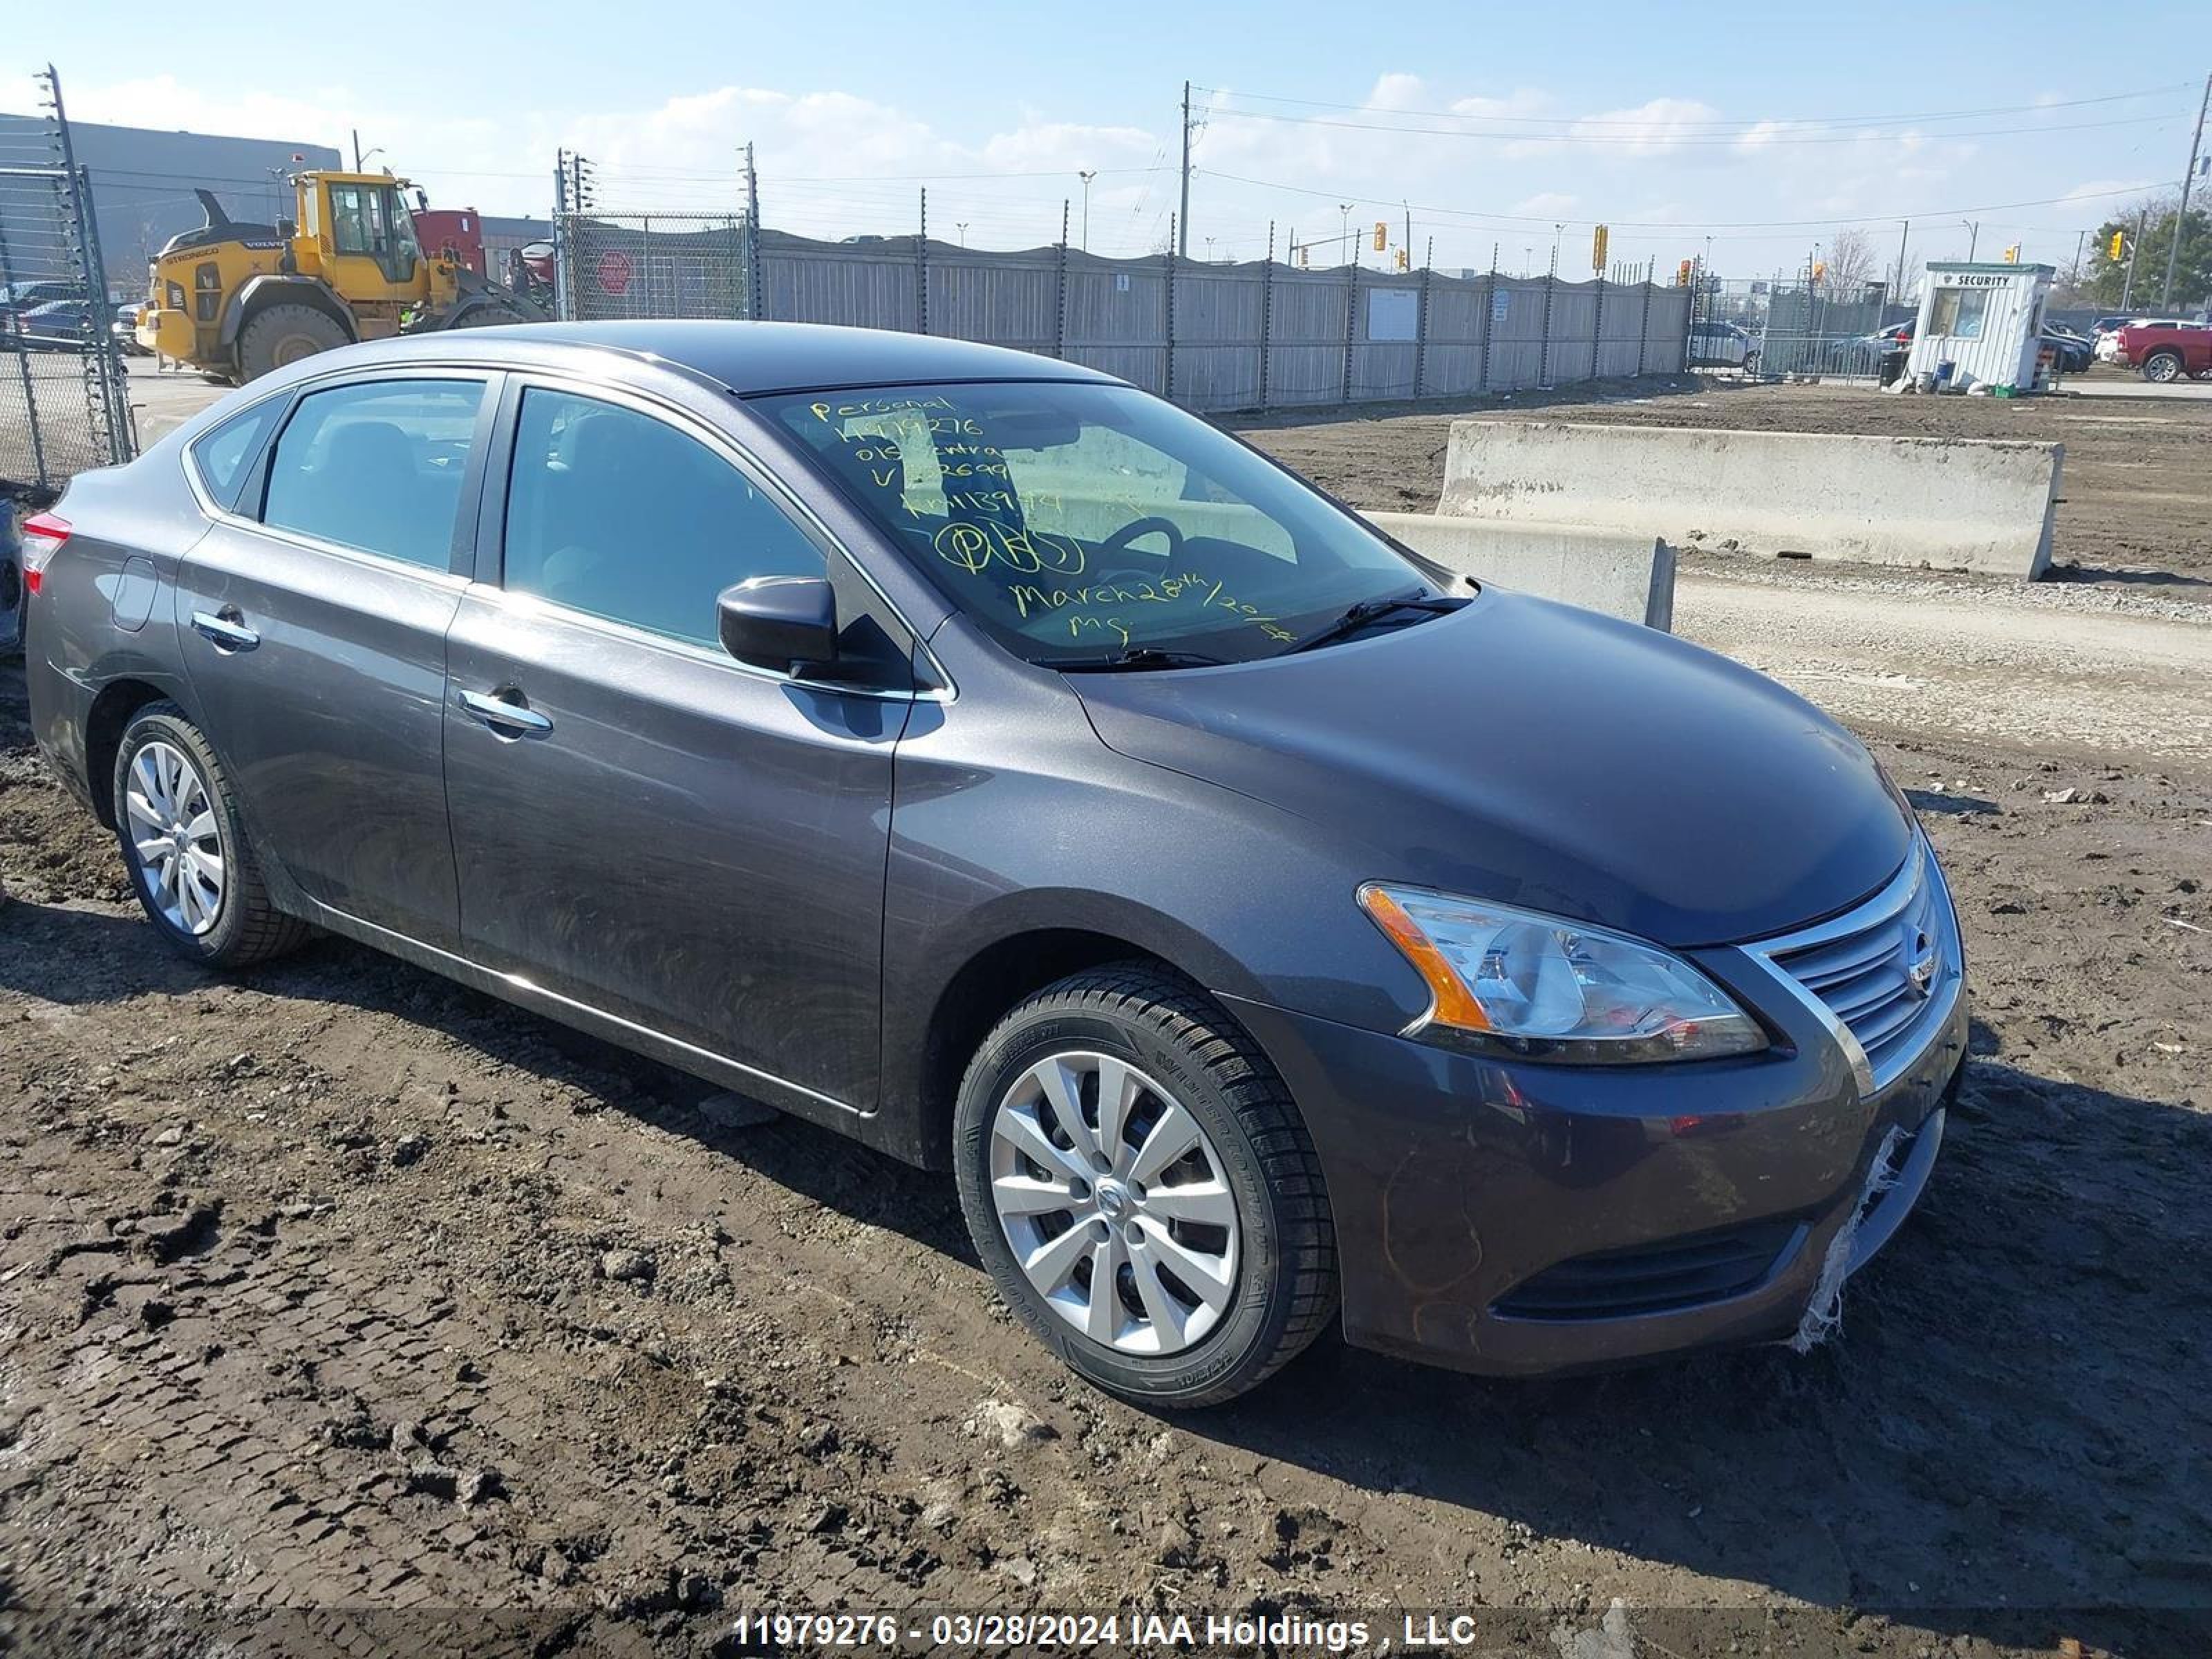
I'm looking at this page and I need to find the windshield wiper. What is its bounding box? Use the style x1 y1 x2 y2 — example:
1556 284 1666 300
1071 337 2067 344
1052 646 1230 673
1283 590 1460 655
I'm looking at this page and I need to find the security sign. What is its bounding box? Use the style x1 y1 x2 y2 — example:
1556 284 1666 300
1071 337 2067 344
596 249 634 296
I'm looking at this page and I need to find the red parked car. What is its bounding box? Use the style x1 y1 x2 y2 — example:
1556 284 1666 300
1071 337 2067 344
2116 322 2212 383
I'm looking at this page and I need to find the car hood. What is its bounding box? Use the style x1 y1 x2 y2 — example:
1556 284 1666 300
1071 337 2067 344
1070 589 1913 948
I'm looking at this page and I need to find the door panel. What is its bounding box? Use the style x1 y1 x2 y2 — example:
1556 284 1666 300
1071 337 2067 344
170 371 494 948
443 594 906 1111
174 522 463 944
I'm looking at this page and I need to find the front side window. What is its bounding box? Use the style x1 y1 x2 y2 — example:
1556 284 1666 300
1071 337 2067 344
762 380 1426 664
260 378 485 568
503 387 824 648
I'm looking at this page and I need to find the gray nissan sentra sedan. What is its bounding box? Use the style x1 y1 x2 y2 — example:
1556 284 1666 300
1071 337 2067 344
23 322 1965 1406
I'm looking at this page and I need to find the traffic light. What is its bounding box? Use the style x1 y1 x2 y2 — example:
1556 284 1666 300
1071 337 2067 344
1394 246 1409 272
2108 229 2125 261
1676 258 1694 286
1297 243 1310 268
1812 260 1826 284
1591 223 1609 272
2003 243 2020 263
1373 221 1388 252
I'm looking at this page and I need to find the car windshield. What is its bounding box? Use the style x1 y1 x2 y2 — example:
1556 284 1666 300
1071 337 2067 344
759 379 1435 666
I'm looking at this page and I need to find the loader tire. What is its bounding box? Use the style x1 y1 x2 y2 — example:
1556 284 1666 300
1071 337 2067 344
238 303 347 380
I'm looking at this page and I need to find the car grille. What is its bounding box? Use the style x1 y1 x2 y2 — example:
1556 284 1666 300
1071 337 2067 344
1492 1219 1803 1321
1752 836 1958 1096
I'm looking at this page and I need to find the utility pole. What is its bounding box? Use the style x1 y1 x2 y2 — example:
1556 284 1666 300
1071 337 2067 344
1403 200 1412 261
2159 71 2211 306
1078 169 1096 251
1893 218 1911 298
352 128 362 171
1963 220 1980 261
1177 80 1192 260
1339 203 1353 268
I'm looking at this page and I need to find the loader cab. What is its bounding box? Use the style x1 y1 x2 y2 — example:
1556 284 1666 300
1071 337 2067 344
303 174 429 298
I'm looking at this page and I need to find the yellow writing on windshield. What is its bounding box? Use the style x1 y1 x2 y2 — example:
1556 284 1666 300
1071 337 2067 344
1008 570 1294 646
935 521 1087 577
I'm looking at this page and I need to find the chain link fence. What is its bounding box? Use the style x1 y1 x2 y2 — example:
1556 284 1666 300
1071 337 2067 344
1 70 135 504
1687 265 1914 382
557 213 754 323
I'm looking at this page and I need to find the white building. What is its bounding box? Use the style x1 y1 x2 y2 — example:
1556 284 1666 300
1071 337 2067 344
1906 261 2056 393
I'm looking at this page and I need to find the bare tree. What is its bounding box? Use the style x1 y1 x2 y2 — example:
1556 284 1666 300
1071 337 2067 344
1822 227 1880 296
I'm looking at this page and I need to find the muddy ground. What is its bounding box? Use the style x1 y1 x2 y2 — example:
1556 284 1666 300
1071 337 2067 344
4 386 2211 1659
1241 376 2212 597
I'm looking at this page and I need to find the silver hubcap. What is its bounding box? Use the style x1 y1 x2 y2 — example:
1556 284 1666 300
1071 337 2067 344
988 1051 1239 1356
124 740 224 936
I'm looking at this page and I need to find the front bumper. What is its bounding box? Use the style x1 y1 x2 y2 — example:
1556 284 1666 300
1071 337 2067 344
1224 865 1967 1377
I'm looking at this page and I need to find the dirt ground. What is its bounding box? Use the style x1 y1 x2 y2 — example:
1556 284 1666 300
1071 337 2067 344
1242 375 2212 598
5 383 2211 1659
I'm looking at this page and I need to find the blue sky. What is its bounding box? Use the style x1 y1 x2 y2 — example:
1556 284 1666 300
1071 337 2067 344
11 1 2204 277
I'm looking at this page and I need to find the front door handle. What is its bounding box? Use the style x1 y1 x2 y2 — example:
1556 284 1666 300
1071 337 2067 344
189 609 259 653
458 686 554 737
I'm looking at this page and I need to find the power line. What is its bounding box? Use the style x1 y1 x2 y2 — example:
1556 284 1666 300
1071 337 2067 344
1189 79 2193 132
1197 165 2166 234
1198 104 2186 147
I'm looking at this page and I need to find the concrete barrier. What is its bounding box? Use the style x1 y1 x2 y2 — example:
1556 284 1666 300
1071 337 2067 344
1435 420 2063 579
1365 510 1676 630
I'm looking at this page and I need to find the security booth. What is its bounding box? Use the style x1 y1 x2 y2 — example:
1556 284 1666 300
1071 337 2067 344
1907 261 2056 394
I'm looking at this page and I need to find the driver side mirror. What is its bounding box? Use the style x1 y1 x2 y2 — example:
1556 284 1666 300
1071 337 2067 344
717 575 838 675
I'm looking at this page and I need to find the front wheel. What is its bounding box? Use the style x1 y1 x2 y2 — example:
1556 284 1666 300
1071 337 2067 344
113 702 308 968
953 965 1337 1407
2141 350 2184 384
238 302 347 380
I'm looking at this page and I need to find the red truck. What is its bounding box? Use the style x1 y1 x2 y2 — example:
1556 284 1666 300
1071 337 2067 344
2116 321 2212 384
411 208 487 276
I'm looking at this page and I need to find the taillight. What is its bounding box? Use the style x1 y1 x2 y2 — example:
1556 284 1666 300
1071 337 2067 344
19 512 70 597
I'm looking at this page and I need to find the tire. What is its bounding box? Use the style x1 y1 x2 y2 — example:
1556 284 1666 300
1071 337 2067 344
238 302 347 380
953 964 1336 1407
2141 350 2184 385
112 702 308 968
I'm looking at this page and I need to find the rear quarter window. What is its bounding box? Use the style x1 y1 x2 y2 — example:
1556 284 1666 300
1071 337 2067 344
188 398 286 512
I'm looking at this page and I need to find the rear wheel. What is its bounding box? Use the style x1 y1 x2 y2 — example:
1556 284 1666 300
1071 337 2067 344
2141 349 2184 384
953 965 1336 1407
238 302 346 380
112 702 308 968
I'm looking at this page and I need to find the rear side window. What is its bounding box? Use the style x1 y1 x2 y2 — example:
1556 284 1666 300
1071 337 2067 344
189 399 284 512
502 387 823 648
260 379 485 569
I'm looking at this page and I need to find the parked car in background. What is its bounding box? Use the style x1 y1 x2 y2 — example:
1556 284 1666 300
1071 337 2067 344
112 303 150 357
1688 319 1754 367
2116 321 2212 382
0 279 77 326
2041 325 2093 373
21 322 1965 1406
12 299 95 350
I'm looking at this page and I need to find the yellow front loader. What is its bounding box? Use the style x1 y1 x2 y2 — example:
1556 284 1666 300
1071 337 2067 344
137 171 545 382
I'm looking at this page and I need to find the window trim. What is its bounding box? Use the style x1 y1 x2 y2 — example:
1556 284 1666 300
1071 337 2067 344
480 369 953 702
226 366 505 582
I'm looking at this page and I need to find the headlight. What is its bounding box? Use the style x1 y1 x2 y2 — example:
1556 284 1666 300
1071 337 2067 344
1358 883 1768 1063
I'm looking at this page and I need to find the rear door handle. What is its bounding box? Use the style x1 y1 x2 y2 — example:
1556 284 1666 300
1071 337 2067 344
189 610 259 653
458 687 554 737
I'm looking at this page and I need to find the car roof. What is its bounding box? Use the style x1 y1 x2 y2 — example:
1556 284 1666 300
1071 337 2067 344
323 320 1122 397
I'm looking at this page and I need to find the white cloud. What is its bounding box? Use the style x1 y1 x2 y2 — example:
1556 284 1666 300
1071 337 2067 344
1511 191 1578 217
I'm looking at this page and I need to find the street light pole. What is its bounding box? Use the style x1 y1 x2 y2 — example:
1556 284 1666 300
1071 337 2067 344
1078 169 1096 252
1962 219 1980 261
1339 203 1353 268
